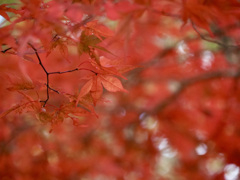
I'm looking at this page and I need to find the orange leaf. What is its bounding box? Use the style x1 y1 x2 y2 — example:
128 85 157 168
76 79 93 105
99 75 128 93
91 75 103 105
85 20 114 37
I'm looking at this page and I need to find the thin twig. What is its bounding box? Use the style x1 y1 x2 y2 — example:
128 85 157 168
28 43 50 106
49 68 97 75
1 47 12 53
49 68 79 75
46 84 60 94
28 43 97 106
191 21 240 48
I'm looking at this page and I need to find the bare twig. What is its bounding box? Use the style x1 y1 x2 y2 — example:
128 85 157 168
28 43 51 106
49 68 79 75
49 68 97 75
46 84 60 94
191 21 240 48
1 47 12 53
28 43 97 107
1 42 98 107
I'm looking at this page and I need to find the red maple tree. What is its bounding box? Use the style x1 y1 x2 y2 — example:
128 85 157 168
1 0 240 179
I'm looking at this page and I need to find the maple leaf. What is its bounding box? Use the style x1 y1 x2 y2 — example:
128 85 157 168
6 71 35 91
99 74 128 93
99 56 136 77
76 78 93 105
89 75 103 105
78 31 102 55
47 35 70 61
76 73 127 107
85 20 114 38
0 99 41 119
76 75 102 106
78 23 115 57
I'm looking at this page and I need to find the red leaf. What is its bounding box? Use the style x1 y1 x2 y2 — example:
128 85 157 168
85 20 114 38
76 79 93 105
91 75 103 105
99 75 128 93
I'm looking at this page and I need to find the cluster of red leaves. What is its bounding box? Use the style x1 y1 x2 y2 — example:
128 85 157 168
1 0 240 179
0 0 131 125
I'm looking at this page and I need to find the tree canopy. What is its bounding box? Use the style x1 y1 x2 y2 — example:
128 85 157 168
1 0 240 179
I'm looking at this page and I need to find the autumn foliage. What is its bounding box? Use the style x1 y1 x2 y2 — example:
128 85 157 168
1 0 240 179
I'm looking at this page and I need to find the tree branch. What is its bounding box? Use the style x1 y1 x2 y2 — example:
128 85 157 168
49 68 79 75
1 47 12 53
28 43 98 107
49 68 97 75
151 69 240 114
191 21 240 48
28 43 51 106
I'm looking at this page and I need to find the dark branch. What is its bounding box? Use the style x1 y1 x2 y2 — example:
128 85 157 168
28 43 97 107
49 68 79 75
49 68 97 75
28 43 50 106
151 69 240 114
28 43 48 74
191 21 240 48
1 47 12 53
47 85 60 94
